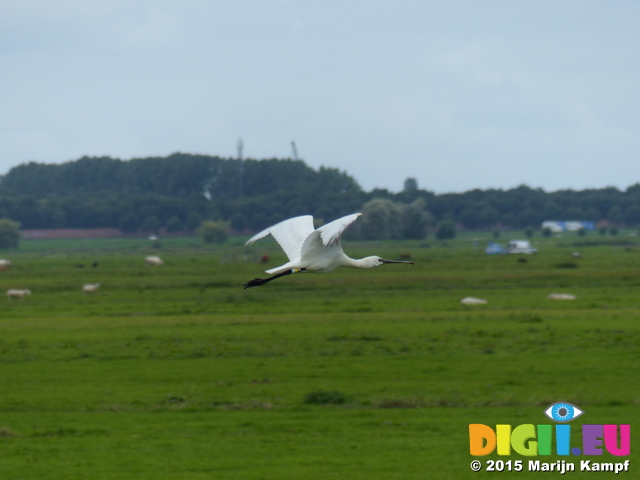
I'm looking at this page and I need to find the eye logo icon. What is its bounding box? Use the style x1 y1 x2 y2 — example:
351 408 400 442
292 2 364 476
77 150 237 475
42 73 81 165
544 402 584 423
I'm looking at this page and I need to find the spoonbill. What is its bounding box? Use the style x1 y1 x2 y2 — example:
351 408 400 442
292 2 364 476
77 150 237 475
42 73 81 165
243 213 414 289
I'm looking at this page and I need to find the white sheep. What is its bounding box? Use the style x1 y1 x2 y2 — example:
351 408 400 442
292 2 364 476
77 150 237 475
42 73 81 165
460 296 488 305
7 289 31 299
82 283 100 294
0 259 11 271
145 256 164 266
547 293 576 300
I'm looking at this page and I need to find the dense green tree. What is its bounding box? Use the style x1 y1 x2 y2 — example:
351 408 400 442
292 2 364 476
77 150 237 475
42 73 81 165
184 213 204 232
478 205 499 229
624 205 640 226
1 154 639 236
233 213 253 232
0 218 20 249
543 202 563 221
199 221 229 243
517 208 539 228
435 220 456 240
140 216 161 234
565 206 584 219
165 216 183 233
357 199 403 240
607 206 624 225
459 207 480 229
401 199 432 239
584 207 601 221
403 177 418 192
119 213 140 233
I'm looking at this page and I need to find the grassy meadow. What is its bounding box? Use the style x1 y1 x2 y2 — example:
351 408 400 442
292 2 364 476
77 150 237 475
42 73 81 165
0 232 638 478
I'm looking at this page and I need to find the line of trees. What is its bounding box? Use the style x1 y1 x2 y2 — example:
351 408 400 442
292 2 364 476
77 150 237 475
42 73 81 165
0 154 639 239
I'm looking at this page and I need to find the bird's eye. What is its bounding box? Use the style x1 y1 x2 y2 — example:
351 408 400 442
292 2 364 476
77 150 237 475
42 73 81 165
543 402 584 423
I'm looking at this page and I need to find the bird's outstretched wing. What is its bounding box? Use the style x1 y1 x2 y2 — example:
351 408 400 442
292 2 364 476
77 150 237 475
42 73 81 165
298 213 362 260
317 213 362 247
245 215 315 261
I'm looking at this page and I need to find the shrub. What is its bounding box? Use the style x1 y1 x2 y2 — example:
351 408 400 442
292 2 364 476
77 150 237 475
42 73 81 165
303 390 348 405
555 262 579 269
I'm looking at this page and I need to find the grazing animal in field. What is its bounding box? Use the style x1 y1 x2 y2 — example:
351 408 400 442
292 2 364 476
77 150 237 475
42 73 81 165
145 256 164 266
7 289 31 299
0 259 11 271
460 297 488 305
547 293 576 301
243 213 414 289
82 283 100 294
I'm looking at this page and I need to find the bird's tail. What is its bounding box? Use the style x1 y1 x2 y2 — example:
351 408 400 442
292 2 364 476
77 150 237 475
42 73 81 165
265 261 299 275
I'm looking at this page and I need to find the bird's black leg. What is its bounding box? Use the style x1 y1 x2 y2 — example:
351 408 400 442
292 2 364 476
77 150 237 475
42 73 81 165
243 269 305 289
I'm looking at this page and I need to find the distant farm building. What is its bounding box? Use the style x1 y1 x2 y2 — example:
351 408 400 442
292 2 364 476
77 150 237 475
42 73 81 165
542 221 596 232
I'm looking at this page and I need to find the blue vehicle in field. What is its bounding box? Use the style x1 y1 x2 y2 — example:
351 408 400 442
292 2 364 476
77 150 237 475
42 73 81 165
485 242 508 255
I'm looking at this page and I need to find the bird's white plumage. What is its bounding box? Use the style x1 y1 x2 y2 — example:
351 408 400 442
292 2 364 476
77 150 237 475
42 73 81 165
317 213 362 248
298 213 361 264
246 213 362 275
245 215 315 261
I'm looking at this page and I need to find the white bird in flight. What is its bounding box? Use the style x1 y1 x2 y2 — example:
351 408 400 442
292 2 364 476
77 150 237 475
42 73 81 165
243 213 414 289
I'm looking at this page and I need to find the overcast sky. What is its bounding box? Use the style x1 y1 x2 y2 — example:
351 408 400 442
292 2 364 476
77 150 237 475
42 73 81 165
1 1 639 193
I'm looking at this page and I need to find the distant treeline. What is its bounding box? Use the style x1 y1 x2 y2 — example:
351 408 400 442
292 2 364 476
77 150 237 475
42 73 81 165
0 154 639 238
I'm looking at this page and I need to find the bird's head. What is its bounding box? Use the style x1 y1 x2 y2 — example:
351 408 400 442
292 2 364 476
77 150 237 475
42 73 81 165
360 256 415 269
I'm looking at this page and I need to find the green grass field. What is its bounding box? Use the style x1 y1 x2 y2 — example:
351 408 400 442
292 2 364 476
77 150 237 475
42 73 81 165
0 234 637 478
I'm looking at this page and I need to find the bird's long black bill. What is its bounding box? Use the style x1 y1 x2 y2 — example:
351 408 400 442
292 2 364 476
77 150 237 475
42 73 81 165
381 259 415 265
